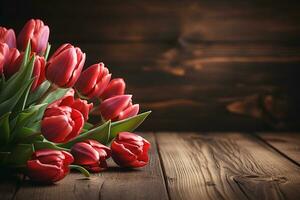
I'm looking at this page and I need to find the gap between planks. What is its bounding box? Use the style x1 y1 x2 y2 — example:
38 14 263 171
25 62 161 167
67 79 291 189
255 133 300 167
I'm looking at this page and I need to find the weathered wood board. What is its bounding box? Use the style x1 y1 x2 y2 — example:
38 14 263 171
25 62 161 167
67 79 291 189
157 132 300 200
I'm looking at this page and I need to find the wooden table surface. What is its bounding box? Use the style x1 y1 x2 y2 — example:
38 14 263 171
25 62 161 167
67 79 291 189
1 132 300 200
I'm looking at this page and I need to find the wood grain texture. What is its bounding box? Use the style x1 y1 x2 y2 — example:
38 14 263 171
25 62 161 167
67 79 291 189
258 133 300 165
95 133 168 200
2 0 300 43
157 132 300 200
12 133 168 200
83 42 300 131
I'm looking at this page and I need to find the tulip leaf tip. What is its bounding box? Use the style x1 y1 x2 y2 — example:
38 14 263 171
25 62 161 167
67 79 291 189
69 165 90 178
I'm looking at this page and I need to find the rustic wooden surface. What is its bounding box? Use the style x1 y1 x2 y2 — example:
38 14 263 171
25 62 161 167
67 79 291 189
257 133 300 165
1 0 300 131
1 132 300 200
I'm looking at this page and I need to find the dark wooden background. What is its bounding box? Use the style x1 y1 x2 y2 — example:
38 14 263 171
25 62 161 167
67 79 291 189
1 0 300 131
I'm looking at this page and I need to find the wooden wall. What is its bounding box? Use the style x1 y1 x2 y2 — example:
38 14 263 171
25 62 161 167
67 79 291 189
1 0 300 131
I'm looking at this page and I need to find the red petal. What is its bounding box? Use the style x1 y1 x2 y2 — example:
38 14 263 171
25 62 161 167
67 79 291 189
41 114 73 143
64 50 85 87
118 104 139 121
62 151 74 165
101 78 126 100
100 95 132 120
27 160 64 183
111 141 137 167
75 64 101 95
71 142 99 167
87 73 111 98
17 19 35 51
62 108 84 142
46 47 77 87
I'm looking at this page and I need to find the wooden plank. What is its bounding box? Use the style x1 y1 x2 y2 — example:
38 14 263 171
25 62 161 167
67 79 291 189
0 174 22 200
72 43 300 67
2 0 300 42
156 132 300 200
257 133 300 165
78 42 299 131
97 133 168 200
12 133 168 200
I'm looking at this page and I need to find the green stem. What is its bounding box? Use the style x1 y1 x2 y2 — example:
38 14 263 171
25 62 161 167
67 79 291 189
37 84 57 104
69 165 90 177
55 146 70 152
44 43 51 61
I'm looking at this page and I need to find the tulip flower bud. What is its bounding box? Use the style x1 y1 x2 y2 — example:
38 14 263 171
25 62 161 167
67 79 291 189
27 149 74 183
3 50 22 78
111 132 150 168
75 63 111 99
99 95 132 121
41 106 84 143
118 103 139 121
17 19 49 55
46 43 85 88
3 52 46 90
0 42 9 74
31 55 46 91
0 27 16 48
49 90 93 121
3 48 20 77
71 140 111 172
100 78 126 100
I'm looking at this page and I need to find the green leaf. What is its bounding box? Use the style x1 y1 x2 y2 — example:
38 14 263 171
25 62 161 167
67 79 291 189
59 121 111 148
10 103 47 142
0 112 11 145
110 111 151 141
41 87 69 104
14 56 36 111
27 80 51 106
0 78 34 117
30 88 69 126
44 43 51 61
0 75 5 91
34 141 69 151
83 122 94 130
8 144 34 165
69 165 90 178
16 127 43 143
0 42 32 102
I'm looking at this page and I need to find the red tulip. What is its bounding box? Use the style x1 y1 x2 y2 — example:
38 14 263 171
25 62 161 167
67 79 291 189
75 63 111 98
99 95 131 121
118 103 139 121
100 78 126 100
27 149 74 183
46 43 85 88
0 27 16 48
99 95 139 121
17 19 49 55
3 52 46 90
49 89 93 121
71 140 111 172
31 55 46 91
111 132 150 168
41 106 84 143
0 42 9 74
3 48 20 77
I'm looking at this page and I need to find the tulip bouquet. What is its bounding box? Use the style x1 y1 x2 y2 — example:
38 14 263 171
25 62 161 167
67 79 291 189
0 19 151 183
